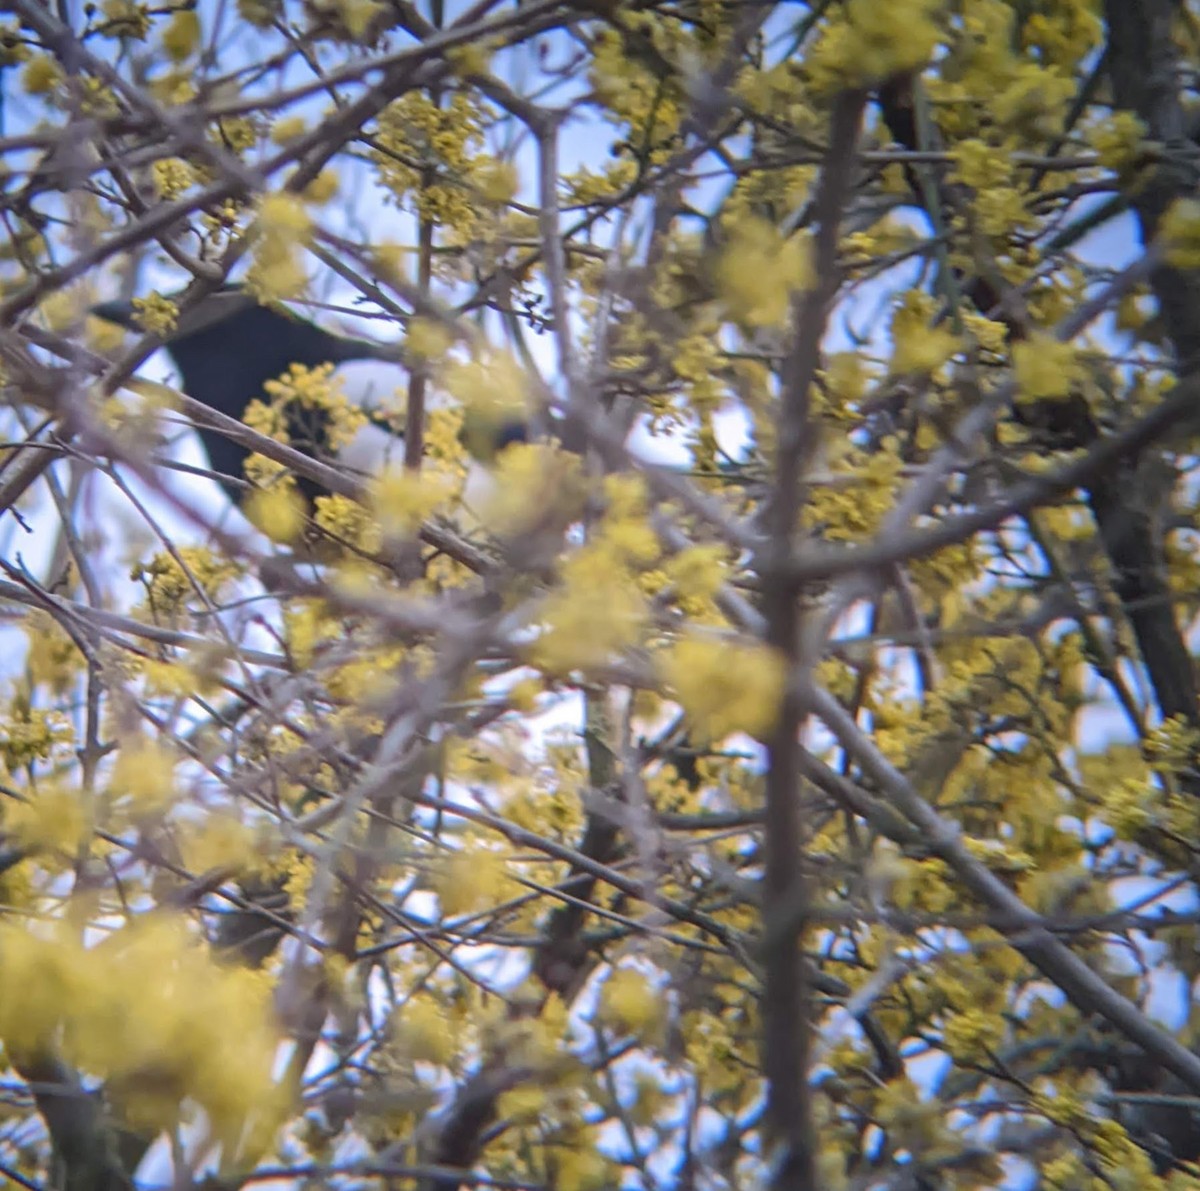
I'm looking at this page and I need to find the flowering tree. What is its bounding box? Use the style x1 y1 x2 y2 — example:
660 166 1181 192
1 1 1200 1188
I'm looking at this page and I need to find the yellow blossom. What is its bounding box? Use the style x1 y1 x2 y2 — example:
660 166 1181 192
86 313 129 354
529 545 649 676
179 813 264 875
247 192 312 300
369 465 454 538
1160 198 1200 269
107 736 178 814
302 169 339 205
270 115 307 143
716 218 812 328
101 0 149 38
151 157 193 200
39 288 86 333
473 159 518 204
161 9 200 60
0 916 285 1148
949 138 1013 191
131 546 240 615
237 0 281 25
658 634 786 741
1 705 73 771
498 1084 545 1124
395 996 456 1065
435 848 515 917
441 348 531 452
1013 335 1085 402
132 292 179 337
406 318 454 361
1087 111 1146 175
599 967 663 1038
892 323 959 377
25 613 82 696
142 657 200 698
664 544 727 602
22 54 62 95
479 443 586 538
333 0 382 39
8 783 87 855
991 62 1075 139
890 290 960 376
245 485 308 544
554 1144 611 1191
809 0 941 89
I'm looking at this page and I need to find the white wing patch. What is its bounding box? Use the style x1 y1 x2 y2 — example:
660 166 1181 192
338 421 405 475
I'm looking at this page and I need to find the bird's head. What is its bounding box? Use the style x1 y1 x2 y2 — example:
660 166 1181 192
90 285 536 528
91 286 258 341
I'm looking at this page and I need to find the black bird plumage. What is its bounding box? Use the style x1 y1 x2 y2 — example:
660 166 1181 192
92 288 401 505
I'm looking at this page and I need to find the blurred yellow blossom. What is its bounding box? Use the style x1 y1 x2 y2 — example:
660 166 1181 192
435 847 516 917
716 218 812 328
370 465 455 538
246 485 307 543
1161 198 1200 269
161 9 199 59
810 0 941 89
600 967 663 1038
1013 335 1085 402
395 995 456 1065
108 736 178 814
658 634 786 740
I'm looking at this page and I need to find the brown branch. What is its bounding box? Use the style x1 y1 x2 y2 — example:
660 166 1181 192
759 87 866 1191
804 680 1200 1097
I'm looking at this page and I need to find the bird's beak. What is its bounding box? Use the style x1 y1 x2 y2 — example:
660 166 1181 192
90 298 137 329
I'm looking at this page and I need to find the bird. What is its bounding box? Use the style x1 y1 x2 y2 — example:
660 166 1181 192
91 286 527 512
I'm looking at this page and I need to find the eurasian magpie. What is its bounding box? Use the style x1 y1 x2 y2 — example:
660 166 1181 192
92 287 525 509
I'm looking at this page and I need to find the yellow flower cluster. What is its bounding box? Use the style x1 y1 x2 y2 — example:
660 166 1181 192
151 156 193 200
373 92 485 237
107 735 178 816
0 704 72 772
1087 110 1146 175
370 465 455 540
808 0 941 91
100 0 150 39
716 218 812 329
589 25 682 165
1160 198 1200 269
130 546 240 617
658 633 786 742
442 350 531 466
890 291 959 377
315 492 381 554
247 192 312 300
8 782 87 856
1013 334 1085 402
393 994 456 1065
243 360 366 489
245 485 307 543
132 291 179 336
434 846 517 918
599 967 663 1039
160 9 200 60
928 0 1086 144
0 916 285 1147
22 54 62 95
237 0 280 26
531 544 649 676
806 439 905 543
24 612 83 696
